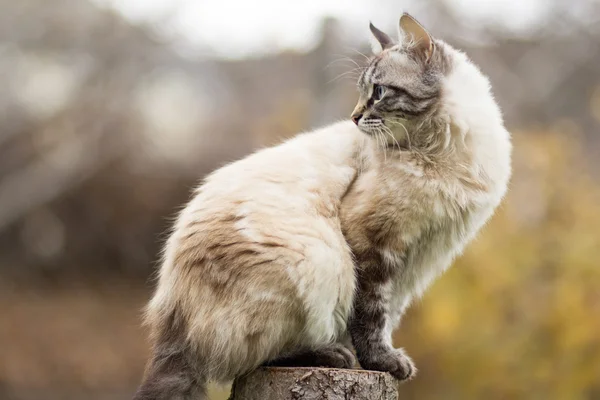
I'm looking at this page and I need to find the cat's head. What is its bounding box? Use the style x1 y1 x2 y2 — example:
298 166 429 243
351 13 453 150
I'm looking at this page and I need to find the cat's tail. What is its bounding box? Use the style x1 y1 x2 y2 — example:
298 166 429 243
133 306 207 400
132 349 206 400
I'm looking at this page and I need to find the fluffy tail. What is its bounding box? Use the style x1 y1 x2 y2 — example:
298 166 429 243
133 309 206 400
133 349 206 400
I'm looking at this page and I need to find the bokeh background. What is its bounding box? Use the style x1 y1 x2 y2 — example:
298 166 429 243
1 0 599 399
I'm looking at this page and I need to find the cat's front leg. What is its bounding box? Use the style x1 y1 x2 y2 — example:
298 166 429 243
349 257 416 381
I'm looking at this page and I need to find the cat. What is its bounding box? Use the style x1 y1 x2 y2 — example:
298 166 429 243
133 13 511 400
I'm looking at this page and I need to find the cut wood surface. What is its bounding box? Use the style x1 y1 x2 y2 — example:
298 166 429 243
229 367 399 400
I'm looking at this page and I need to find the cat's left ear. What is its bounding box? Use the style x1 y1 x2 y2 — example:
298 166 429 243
398 13 434 63
369 22 393 54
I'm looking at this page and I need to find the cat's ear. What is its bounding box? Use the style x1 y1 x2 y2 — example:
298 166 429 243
398 13 434 63
369 22 393 54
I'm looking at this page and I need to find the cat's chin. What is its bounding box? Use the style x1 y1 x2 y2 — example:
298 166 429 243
358 127 410 150
356 126 381 136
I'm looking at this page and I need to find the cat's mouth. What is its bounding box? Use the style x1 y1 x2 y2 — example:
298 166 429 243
357 118 385 134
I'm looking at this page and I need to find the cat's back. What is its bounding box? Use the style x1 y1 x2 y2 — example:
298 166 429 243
168 121 365 270
185 121 364 229
149 122 365 364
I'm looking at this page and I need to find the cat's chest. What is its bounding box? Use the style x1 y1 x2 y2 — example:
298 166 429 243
390 215 467 293
381 194 494 303
343 161 490 284
372 175 485 296
370 199 477 327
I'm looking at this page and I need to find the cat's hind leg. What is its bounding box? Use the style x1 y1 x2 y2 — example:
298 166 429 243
264 343 356 369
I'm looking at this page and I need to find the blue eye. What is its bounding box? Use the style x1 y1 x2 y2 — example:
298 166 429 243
373 84 386 101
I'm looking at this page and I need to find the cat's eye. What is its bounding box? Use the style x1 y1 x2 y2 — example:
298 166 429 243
373 85 386 101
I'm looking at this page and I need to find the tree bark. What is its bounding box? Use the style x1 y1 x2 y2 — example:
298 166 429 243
229 367 398 400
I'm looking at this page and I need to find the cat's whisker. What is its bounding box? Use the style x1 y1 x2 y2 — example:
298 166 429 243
370 126 381 155
345 47 371 62
328 69 363 84
332 66 364 75
375 127 387 162
373 129 382 158
386 119 412 150
381 124 402 150
382 129 400 150
328 55 365 70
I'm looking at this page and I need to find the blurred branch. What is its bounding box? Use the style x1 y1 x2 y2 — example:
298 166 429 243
0 120 129 232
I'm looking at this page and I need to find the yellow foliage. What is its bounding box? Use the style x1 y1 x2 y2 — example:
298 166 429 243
397 129 600 399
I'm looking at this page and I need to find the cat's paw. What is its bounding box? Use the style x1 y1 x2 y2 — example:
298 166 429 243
359 348 416 381
316 343 357 369
264 343 356 369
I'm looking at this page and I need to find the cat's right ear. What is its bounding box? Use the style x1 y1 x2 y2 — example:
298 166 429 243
398 13 434 63
369 22 393 54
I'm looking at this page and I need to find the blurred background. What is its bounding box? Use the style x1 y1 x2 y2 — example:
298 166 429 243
0 0 599 399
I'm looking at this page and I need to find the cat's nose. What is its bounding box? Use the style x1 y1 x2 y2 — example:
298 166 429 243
351 113 363 125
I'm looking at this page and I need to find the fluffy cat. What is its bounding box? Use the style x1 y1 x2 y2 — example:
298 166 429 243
133 13 511 400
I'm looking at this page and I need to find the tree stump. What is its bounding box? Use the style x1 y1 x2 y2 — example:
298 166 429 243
229 367 399 400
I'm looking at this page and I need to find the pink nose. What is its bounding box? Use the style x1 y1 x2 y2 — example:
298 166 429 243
351 113 363 125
